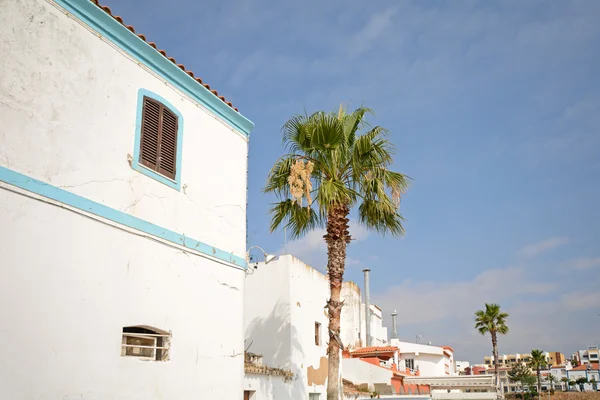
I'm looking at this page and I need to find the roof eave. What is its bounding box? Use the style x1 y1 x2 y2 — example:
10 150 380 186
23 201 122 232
53 0 254 137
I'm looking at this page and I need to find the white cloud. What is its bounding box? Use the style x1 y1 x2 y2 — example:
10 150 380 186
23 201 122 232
564 257 600 271
278 220 370 270
371 260 600 362
519 237 569 257
373 266 555 326
346 257 361 266
559 291 600 312
346 7 398 58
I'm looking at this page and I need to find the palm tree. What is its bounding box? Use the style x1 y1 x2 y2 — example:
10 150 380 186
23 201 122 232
576 377 588 392
547 373 556 392
529 349 546 393
474 304 509 389
264 106 410 400
561 377 569 392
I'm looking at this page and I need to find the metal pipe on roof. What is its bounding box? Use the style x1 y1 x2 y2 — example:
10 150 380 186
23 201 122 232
362 268 372 347
391 310 398 339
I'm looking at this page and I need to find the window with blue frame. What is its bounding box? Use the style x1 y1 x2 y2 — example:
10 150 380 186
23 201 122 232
132 89 184 190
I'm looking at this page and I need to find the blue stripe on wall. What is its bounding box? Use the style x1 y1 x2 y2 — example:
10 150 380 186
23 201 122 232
0 166 247 269
52 0 254 137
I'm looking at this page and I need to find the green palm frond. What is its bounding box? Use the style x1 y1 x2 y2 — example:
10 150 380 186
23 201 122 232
358 199 405 236
268 199 325 238
264 104 411 239
529 349 546 369
474 303 510 335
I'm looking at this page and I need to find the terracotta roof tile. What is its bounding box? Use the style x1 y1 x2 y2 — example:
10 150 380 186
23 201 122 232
572 362 599 371
351 346 399 355
90 0 238 112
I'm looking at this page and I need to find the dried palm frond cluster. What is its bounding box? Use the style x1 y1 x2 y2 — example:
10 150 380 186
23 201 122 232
288 159 314 209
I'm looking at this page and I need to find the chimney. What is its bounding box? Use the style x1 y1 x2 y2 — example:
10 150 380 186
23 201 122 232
362 268 371 347
391 310 398 339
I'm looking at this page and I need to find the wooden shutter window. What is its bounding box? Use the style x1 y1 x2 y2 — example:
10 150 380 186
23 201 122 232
139 96 179 180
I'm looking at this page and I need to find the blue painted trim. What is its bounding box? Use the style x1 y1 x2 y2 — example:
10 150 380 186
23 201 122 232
132 89 184 190
0 166 246 269
53 0 254 137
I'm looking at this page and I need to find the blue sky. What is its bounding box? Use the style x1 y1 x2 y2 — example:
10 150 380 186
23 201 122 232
103 0 600 362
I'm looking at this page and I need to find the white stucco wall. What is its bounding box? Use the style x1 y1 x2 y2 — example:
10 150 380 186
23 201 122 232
0 0 248 258
0 0 250 398
360 304 389 346
245 255 329 399
341 282 363 349
0 191 245 399
455 361 470 373
342 358 393 388
245 255 387 398
289 256 331 398
392 340 455 377
244 257 292 369
244 374 293 400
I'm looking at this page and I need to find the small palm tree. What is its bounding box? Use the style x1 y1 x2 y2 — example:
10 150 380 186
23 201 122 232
475 304 509 389
265 106 410 400
547 373 556 392
529 349 546 393
561 377 569 392
576 377 588 392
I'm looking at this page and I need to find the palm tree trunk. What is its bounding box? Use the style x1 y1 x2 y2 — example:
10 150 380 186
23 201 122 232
537 369 541 393
325 205 351 400
492 332 499 389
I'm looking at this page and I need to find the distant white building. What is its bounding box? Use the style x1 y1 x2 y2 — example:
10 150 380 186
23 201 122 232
390 340 457 377
455 361 470 374
0 0 254 398
573 345 600 365
243 254 388 399
566 363 599 392
365 304 389 347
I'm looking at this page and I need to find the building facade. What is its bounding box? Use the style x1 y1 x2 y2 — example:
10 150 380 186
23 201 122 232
548 352 566 366
574 346 600 365
389 340 456 377
483 351 556 368
0 0 253 398
243 255 389 399
567 363 600 391
244 255 332 399
455 361 470 374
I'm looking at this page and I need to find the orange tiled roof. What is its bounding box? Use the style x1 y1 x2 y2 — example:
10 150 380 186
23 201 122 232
90 0 238 112
351 346 399 355
572 363 599 371
442 346 455 352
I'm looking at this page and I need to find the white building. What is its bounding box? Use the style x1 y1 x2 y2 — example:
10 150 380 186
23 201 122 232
455 361 470 374
0 0 253 398
390 340 457 377
243 254 388 399
566 363 599 391
364 304 389 347
574 346 600 365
